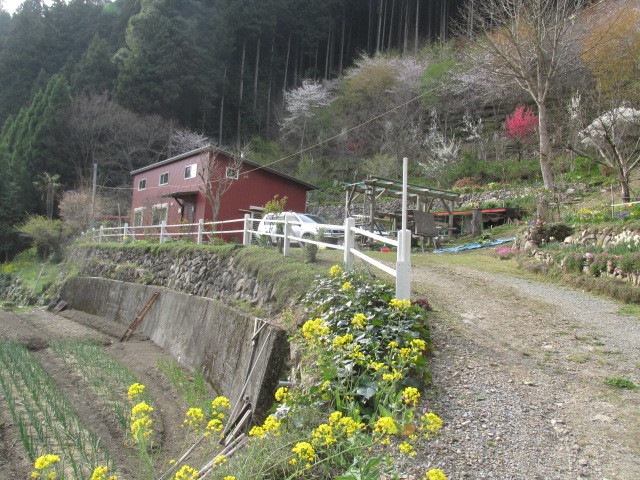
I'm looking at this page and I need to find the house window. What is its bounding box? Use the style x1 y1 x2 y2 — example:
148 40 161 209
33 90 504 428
159 172 169 185
138 179 147 191
226 167 239 180
184 164 197 179
152 203 169 225
133 208 144 227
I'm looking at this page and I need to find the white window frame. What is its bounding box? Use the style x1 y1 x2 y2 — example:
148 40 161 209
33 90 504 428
133 207 145 227
138 178 147 191
159 172 169 185
226 167 239 180
151 203 169 225
184 163 197 179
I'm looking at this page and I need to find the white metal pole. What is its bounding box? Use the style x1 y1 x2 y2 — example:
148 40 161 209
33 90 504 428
401 157 408 237
243 214 251 245
283 215 291 257
395 157 411 300
197 219 204 244
343 217 355 269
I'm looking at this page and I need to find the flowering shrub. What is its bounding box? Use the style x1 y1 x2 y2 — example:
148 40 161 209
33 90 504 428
217 266 446 480
494 247 521 260
300 268 431 422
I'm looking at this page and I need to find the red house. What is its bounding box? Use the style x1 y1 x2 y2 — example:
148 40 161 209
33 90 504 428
130 146 316 240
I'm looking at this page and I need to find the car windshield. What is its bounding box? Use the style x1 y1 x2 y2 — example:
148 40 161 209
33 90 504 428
299 214 326 224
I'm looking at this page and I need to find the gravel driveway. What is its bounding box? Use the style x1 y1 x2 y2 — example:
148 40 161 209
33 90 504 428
408 257 640 480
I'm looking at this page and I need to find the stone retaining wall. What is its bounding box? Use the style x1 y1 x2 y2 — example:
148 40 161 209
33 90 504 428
515 224 640 250
71 245 279 313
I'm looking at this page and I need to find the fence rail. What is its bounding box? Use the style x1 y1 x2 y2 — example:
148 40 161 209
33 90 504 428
82 214 412 299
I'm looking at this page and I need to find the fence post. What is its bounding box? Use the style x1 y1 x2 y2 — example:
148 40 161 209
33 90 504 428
343 217 355 269
283 214 291 257
197 219 204 244
243 214 251 246
91 228 96 242
160 221 166 243
395 228 411 300
123 223 129 242
98 225 104 243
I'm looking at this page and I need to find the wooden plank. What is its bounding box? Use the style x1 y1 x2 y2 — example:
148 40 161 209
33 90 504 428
120 292 160 342
52 300 67 315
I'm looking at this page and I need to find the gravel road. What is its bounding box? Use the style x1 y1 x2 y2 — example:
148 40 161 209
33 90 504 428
408 257 640 480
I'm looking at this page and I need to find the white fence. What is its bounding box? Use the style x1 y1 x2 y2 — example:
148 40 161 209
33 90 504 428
83 215 412 300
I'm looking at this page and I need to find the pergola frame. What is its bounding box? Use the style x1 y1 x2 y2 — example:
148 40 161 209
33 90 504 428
344 176 460 234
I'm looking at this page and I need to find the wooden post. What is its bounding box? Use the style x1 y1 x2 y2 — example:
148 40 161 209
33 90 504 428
243 214 251 246
99 225 104 243
472 206 481 237
123 223 129 242
343 217 355 269
92 228 96 242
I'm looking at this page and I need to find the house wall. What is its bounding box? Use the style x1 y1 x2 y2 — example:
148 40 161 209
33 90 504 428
131 150 310 241
131 151 208 227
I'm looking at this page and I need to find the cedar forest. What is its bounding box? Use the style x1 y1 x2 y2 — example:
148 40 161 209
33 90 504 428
0 0 638 258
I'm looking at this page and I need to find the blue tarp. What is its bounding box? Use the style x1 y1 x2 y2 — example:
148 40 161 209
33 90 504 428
433 237 515 253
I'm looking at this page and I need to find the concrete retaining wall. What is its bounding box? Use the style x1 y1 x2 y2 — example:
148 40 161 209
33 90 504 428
59 276 288 421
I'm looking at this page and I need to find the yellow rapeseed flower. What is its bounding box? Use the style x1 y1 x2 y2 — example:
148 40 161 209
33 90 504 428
302 318 330 341
248 415 281 438
389 298 412 310
332 333 354 349
342 281 354 291
329 265 343 277
373 416 398 435
33 455 60 471
90 466 110 480
420 412 443 436
425 469 447 480
127 383 146 400
173 465 199 480
401 387 421 407
212 455 227 467
311 423 337 446
291 442 315 463
382 369 403 381
212 396 231 409
399 441 416 456
183 407 204 428
206 418 223 433
351 313 367 329
131 401 153 416
275 387 289 402
223 477 236 480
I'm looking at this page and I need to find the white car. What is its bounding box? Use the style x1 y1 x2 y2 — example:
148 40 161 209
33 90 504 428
256 212 344 245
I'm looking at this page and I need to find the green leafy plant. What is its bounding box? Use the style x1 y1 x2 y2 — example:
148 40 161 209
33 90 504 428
16 215 72 262
603 377 638 390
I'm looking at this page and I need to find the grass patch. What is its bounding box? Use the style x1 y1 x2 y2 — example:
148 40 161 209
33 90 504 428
616 304 640 319
603 377 638 390
156 359 211 411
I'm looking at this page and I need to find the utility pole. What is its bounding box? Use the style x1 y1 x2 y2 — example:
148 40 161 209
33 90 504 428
91 163 97 228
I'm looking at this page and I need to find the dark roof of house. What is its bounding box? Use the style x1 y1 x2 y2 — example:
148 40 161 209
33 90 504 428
131 145 317 190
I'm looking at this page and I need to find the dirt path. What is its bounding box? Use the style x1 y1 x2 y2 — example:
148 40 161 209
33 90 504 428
409 255 640 479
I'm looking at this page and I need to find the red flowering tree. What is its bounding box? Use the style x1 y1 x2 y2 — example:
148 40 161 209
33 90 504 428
504 105 538 161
